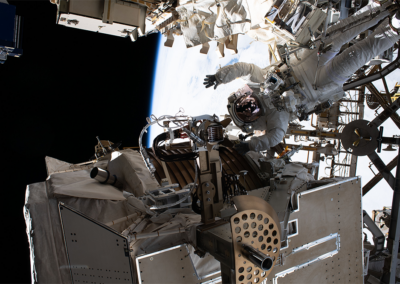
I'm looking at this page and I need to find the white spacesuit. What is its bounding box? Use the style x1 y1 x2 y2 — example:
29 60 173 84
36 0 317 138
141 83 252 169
204 2 400 153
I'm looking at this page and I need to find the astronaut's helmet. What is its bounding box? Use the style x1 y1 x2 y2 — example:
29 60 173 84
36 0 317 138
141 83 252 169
234 94 263 123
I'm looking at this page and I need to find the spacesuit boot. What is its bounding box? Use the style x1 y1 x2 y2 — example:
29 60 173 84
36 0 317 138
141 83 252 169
390 10 400 34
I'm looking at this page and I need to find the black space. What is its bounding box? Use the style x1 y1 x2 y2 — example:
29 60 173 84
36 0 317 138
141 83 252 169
2 1 159 282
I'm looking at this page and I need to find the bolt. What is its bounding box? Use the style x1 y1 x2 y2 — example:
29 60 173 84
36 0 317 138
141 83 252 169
206 191 210 194
150 257 153 261
206 198 211 202
205 183 210 187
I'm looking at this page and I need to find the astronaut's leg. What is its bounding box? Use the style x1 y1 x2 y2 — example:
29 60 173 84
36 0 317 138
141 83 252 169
317 3 393 64
317 17 400 86
297 2 393 67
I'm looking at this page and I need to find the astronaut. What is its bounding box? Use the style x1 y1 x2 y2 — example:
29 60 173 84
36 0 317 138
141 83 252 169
204 1 400 154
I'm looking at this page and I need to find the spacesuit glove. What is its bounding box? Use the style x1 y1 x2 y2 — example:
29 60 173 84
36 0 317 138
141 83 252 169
233 141 250 155
203 75 220 90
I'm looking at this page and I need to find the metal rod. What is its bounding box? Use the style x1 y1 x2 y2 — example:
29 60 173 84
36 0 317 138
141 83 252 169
367 152 396 190
96 136 108 155
105 213 139 227
369 97 400 129
363 156 398 195
380 65 392 103
365 83 400 129
241 244 274 271
380 147 400 283
128 227 186 241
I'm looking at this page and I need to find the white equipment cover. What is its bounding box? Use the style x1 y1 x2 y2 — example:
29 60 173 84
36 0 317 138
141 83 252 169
24 149 208 283
175 0 277 47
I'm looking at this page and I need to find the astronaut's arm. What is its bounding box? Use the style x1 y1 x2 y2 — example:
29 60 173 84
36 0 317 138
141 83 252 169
248 128 286 152
215 62 266 85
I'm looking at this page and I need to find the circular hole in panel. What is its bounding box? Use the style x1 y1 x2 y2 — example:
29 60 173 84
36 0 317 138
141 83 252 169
258 225 263 231
254 277 260 283
251 222 256 229
272 230 277 237
273 247 278 253
242 214 248 221
258 236 263 242
263 230 269 236
244 231 250 238
261 272 266 277
254 269 259 276
239 267 244 273
267 237 271 243
267 246 272 252
234 217 240 224
257 214 263 221
264 218 269 224
250 213 255 219
243 223 249 229
235 227 241 234
247 267 252 273
236 236 242 242
247 274 252 280
269 224 274 229
261 257 273 271
252 231 258 238
239 275 244 281
273 239 278 245
261 244 266 250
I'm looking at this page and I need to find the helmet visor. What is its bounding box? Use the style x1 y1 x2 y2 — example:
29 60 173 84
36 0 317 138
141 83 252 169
235 94 261 123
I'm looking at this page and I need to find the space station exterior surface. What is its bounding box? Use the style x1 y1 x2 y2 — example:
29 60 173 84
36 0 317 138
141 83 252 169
49 0 326 54
22 0 400 282
25 146 363 284
23 104 400 284
0 0 23 63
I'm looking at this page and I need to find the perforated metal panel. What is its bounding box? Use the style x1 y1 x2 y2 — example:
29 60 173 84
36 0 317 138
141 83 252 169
59 203 134 284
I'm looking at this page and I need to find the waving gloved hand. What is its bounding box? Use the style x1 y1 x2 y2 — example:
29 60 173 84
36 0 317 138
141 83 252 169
203 74 220 90
233 141 250 155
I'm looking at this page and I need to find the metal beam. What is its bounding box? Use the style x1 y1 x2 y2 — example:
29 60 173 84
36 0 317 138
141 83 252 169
380 148 400 284
366 83 400 129
350 89 364 177
381 137 400 145
286 128 341 139
367 152 396 190
362 155 398 195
